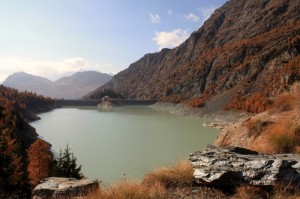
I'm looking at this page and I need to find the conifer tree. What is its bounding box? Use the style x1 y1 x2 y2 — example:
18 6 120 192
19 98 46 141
55 144 82 179
0 98 28 193
27 139 52 188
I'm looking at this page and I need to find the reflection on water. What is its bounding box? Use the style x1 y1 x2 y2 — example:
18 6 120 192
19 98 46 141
31 106 219 185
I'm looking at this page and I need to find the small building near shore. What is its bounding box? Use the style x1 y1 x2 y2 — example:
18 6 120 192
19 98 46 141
102 96 110 102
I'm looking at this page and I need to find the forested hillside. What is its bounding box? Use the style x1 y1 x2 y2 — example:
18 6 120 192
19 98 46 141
0 86 54 197
85 0 300 113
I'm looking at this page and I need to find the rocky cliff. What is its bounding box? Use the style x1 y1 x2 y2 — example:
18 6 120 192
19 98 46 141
85 0 300 113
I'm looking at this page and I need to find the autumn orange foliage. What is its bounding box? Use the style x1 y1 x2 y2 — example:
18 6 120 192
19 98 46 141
143 161 194 188
226 92 273 113
0 98 26 186
267 121 300 153
273 92 299 112
0 85 55 195
27 139 53 188
188 98 206 108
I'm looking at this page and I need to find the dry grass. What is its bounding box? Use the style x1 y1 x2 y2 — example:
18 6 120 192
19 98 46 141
245 118 271 137
84 161 194 199
105 181 166 199
234 185 269 199
272 183 300 199
273 93 299 112
233 184 300 199
82 162 300 199
142 161 194 188
195 186 227 198
85 181 167 199
268 121 300 153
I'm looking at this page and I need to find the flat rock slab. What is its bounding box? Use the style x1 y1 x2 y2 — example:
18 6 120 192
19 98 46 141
189 145 300 186
32 177 99 199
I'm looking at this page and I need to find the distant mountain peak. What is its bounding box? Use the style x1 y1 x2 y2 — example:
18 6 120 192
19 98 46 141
3 71 112 99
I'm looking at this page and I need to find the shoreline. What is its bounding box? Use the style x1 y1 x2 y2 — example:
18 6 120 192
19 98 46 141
149 102 252 131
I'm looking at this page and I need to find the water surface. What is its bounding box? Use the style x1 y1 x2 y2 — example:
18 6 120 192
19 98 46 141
31 106 218 185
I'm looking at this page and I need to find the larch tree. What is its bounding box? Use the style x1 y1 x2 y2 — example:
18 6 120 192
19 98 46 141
0 98 27 191
27 139 53 188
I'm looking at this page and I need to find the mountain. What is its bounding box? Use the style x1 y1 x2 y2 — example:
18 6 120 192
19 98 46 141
85 0 300 113
3 71 112 99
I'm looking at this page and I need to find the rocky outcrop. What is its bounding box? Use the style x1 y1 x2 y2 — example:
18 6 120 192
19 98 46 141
85 0 300 113
214 108 300 152
32 177 99 199
189 145 300 186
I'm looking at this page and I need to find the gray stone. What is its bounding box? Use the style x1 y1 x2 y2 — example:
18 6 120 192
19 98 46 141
32 177 99 199
189 145 300 186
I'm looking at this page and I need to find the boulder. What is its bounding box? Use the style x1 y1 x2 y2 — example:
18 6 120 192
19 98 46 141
32 177 99 199
189 145 300 186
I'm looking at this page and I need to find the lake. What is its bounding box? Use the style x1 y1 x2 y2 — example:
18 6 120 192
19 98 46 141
31 106 219 186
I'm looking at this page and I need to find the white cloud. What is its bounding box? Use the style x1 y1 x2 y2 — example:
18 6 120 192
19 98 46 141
198 6 217 22
167 10 172 16
152 29 189 50
0 57 117 82
149 13 161 24
184 13 200 22
24 57 92 80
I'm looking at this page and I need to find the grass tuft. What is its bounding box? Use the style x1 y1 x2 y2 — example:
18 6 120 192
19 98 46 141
245 118 272 137
196 186 227 198
142 161 194 188
272 183 300 199
234 185 269 199
273 93 299 112
85 181 166 199
268 121 300 153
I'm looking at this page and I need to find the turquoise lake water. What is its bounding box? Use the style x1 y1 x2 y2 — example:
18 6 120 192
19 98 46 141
31 106 219 186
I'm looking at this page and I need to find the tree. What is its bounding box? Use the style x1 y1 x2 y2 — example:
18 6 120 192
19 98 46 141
55 144 82 179
27 139 53 188
0 98 28 192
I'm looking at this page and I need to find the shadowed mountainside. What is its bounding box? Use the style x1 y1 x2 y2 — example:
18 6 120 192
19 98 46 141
3 71 112 99
85 0 300 113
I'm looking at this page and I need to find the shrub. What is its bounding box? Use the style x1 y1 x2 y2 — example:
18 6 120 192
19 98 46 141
226 92 273 113
245 118 271 137
142 161 194 188
187 98 206 108
268 122 300 153
273 93 299 112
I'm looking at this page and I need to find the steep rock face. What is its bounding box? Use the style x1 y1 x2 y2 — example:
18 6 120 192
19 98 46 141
86 0 300 113
189 145 300 186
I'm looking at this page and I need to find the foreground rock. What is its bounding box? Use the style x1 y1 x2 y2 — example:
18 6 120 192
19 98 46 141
189 146 300 187
32 177 99 199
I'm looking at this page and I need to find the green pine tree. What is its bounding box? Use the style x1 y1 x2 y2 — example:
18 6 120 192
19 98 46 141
54 144 82 179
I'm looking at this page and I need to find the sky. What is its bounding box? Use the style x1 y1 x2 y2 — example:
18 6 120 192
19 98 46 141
0 0 227 82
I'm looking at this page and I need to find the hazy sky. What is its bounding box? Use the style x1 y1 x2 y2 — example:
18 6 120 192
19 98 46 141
0 0 227 82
